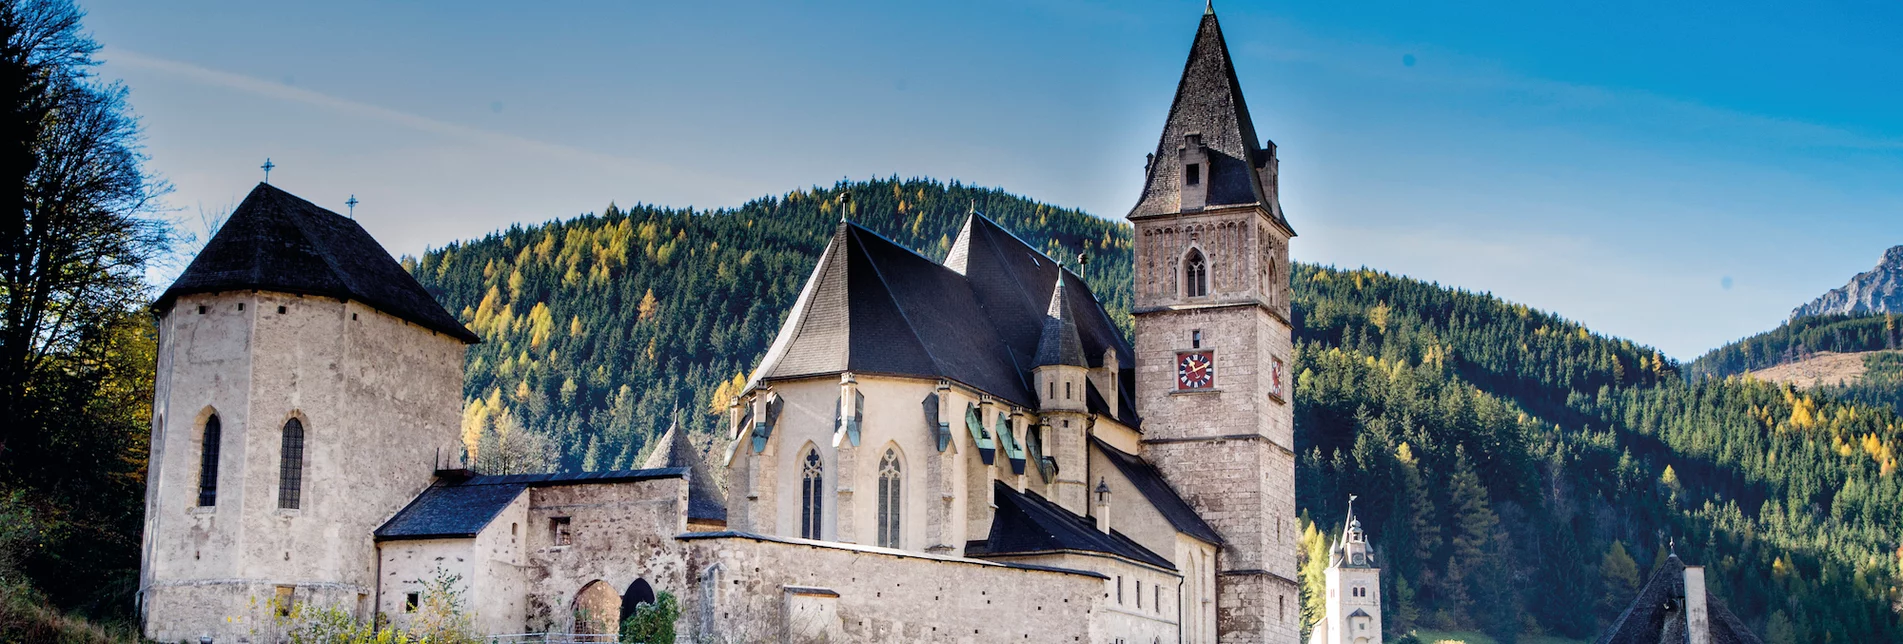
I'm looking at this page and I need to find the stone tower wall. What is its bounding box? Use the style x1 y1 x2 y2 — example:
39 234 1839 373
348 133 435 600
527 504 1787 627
1134 202 1299 644
140 291 466 643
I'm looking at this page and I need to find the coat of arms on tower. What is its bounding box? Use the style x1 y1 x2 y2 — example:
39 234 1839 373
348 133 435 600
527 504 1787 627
1269 356 1286 402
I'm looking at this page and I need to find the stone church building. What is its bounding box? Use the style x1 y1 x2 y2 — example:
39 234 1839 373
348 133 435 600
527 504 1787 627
139 6 1303 643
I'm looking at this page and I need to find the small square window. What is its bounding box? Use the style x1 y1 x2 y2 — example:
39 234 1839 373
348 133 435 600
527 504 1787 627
237 303 244 311
277 305 286 314
1185 163 1201 186
405 592 420 613
551 517 572 546
1191 330 1203 349
352 313 358 320
196 305 206 315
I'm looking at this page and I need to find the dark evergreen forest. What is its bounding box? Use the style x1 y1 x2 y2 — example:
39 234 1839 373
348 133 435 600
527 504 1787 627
411 177 1898 643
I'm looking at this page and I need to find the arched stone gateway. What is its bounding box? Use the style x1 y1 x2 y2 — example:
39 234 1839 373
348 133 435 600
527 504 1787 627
619 578 656 624
572 580 621 635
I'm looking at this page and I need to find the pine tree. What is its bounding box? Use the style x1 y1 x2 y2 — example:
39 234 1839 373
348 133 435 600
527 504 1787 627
1444 446 1497 627
1598 541 1640 623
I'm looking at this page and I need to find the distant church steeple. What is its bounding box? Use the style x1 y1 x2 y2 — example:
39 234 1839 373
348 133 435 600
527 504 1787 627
1311 495 1383 644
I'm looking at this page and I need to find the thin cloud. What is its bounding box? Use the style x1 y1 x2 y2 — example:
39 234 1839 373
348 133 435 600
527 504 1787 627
104 49 737 190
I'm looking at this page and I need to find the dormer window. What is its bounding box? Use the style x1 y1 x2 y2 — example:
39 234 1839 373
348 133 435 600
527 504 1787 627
1185 163 1201 186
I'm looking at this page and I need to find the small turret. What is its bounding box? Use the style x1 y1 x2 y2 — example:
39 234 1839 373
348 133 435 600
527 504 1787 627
1033 272 1088 413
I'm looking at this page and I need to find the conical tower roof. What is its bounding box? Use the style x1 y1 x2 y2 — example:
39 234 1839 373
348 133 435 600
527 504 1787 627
1034 271 1088 368
641 418 727 522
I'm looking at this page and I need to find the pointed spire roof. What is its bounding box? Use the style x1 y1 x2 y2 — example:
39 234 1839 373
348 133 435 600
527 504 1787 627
155 183 479 343
1034 271 1087 368
1599 555 1764 644
640 418 728 522
1129 7 1290 232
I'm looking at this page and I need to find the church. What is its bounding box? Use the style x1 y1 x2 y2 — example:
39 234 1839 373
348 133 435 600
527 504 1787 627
138 5 1303 643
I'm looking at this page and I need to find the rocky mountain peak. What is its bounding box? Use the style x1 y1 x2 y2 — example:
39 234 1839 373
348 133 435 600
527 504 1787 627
1792 245 1903 319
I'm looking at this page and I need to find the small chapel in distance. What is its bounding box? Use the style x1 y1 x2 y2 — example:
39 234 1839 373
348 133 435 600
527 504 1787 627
138 5 1306 643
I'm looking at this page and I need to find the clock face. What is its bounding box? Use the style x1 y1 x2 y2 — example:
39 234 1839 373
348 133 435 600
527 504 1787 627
1177 351 1215 390
1269 356 1286 400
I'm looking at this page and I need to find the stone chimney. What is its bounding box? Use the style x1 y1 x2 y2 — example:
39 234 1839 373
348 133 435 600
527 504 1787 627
1094 478 1112 533
1684 565 1710 644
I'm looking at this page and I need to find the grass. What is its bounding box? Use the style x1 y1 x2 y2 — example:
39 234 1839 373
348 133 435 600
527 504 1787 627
0 582 144 644
1411 630 1589 644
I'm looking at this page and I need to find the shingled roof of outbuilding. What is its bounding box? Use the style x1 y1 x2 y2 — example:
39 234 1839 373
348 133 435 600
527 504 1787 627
748 215 1139 425
640 420 728 522
156 183 479 343
1597 554 1764 644
965 481 1174 570
374 468 689 541
1128 7 1291 234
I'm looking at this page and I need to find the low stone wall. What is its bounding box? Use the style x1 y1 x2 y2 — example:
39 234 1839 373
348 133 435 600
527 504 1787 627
678 532 1113 644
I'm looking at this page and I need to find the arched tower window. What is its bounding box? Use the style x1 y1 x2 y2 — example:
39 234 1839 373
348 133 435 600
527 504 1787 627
800 449 824 539
1184 249 1208 297
197 414 221 507
876 449 902 548
278 418 305 509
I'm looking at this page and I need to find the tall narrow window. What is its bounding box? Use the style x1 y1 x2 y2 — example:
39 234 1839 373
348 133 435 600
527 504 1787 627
800 449 824 539
279 418 305 509
197 415 221 506
1185 163 1201 186
1185 249 1208 297
877 449 902 548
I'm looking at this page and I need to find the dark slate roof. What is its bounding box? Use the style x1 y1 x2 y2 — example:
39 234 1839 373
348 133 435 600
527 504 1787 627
1598 555 1764 644
375 468 687 541
966 481 1174 570
750 215 1139 426
156 183 479 343
640 421 728 522
1128 8 1291 234
1034 272 1087 368
1093 437 1223 545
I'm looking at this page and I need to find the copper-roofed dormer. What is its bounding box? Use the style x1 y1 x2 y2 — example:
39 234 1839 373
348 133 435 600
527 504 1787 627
1129 8 1291 233
154 183 479 344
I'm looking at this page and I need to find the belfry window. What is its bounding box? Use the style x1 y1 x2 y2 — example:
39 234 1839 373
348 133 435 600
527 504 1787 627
876 449 902 548
1185 249 1208 297
197 415 221 507
278 418 305 509
801 449 824 539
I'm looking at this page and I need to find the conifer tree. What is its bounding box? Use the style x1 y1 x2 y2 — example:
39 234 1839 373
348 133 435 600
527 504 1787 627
1598 541 1640 623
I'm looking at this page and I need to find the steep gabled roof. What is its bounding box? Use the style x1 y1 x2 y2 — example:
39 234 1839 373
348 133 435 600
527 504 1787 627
966 481 1174 570
156 183 479 343
1129 8 1290 233
747 221 1032 405
1598 555 1764 644
641 420 728 522
1092 437 1222 545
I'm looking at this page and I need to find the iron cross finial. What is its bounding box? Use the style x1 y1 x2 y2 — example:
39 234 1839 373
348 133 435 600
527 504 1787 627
261 158 275 184
345 195 359 218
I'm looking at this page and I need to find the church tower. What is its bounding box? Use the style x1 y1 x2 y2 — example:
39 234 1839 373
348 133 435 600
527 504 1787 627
1314 498 1382 644
139 184 474 643
1130 5 1299 642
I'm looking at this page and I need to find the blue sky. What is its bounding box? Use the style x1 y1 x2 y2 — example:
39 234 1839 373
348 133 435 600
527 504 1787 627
83 0 1903 359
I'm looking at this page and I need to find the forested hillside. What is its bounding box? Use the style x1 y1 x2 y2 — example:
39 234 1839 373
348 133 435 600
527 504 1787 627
412 177 1902 642
1687 312 1903 415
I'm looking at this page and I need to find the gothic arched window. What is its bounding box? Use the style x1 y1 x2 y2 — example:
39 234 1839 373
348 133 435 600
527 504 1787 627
278 418 305 509
1184 249 1208 297
877 449 902 548
800 449 824 539
197 414 221 507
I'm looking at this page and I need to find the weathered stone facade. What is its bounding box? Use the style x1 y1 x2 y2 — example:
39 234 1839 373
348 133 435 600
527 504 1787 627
140 291 467 643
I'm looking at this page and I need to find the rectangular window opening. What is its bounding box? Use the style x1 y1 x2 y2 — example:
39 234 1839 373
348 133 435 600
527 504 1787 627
196 305 206 315
1192 330 1203 349
277 305 287 314
275 586 293 617
550 517 572 546
405 592 420 613
1185 163 1201 186
1064 381 1071 399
